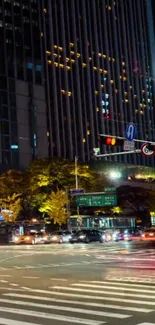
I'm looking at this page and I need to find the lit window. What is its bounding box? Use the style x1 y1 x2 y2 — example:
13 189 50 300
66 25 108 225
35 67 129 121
41 32 43 37
68 92 72 96
89 57 92 61
112 58 115 62
100 69 103 73
115 89 118 93
61 90 66 94
70 43 74 47
87 130 90 135
108 6 112 10
103 55 106 58
101 85 104 88
71 51 74 55
71 59 75 63
46 51 51 55
77 53 81 58
110 80 114 84
125 99 129 103
124 92 127 95
140 103 143 107
98 53 102 57
109 57 112 61
134 94 137 98
96 107 99 112
48 60 52 64
148 99 151 103
123 69 126 73
54 62 58 67
142 90 145 93
123 77 127 80
93 67 97 71
59 64 64 68
66 66 71 70
82 63 87 67
122 62 125 66
66 58 70 62
140 110 144 114
43 8 47 13
120 76 122 79
83 138 86 143
130 86 132 89
95 91 99 95
104 70 108 74
47 131 50 137
27 62 33 69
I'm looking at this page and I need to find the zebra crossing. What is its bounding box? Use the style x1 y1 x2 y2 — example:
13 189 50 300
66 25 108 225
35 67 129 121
0 279 154 324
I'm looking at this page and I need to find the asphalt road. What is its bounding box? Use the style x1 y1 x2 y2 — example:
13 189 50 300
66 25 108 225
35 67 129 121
0 241 155 325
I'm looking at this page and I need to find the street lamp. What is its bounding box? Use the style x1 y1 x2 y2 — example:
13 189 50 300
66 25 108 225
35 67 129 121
109 171 121 179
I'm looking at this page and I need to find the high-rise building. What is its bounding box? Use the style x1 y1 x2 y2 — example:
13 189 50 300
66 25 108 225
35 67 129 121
0 0 48 170
40 0 155 166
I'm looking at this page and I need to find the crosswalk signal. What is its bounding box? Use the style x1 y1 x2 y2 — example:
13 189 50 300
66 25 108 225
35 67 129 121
100 136 124 146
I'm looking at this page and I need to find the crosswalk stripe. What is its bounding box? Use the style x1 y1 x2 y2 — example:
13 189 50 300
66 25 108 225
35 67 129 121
0 306 103 325
137 323 155 325
72 283 155 293
85 281 155 288
24 287 155 306
5 293 153 313
0 318 40 325
52 285 155 299
0 297 131 319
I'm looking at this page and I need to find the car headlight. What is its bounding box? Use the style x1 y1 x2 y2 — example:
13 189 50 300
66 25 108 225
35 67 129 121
25 236 30 240
14 236 19 242
79 235 86 239
52 236 58 240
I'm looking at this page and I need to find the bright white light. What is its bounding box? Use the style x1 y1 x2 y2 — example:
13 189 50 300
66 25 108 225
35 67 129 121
109 171 121 179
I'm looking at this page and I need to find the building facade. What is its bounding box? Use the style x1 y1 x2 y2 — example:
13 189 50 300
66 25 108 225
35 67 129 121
40 0 155 166
0 0 48 170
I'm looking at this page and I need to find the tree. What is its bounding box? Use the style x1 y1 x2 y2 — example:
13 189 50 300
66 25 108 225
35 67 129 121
117 186 151 226
0 170 24 197
39 190 69 226
0 193 22 222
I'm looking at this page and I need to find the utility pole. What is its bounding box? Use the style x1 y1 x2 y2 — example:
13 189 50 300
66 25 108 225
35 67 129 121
75 156 78 189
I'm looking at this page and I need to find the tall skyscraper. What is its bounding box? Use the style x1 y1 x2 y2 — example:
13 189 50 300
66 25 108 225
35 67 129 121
0 0 48 170
40 0 155 166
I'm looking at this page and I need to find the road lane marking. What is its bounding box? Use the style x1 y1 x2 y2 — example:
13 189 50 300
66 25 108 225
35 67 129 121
0 318 45 325
50 278 67 281
52 285 155 299
5 293 153 313
85 280 155 288
0 275 12 277
18 286 155 306
0 306 103 325
0 287 24 291
72 283 155 293
22 276 39 279
10 283 19 287
137 323 155 325
0 298 131 319
0 280 8 283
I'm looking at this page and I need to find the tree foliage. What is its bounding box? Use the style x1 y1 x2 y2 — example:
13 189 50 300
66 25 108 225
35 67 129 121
0 193 22 222
39 190 68 226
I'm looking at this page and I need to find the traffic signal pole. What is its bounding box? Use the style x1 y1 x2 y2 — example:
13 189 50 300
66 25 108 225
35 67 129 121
99 134 155 145
96 149 141 158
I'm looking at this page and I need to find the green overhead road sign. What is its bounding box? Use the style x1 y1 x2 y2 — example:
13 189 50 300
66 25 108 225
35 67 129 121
76 193 117 207
104 187 116 192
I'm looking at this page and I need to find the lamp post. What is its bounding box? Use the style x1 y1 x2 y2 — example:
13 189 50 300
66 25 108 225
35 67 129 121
75 156 78 189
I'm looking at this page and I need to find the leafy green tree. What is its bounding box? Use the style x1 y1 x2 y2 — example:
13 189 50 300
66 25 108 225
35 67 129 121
0 170 24 197
39 190 68 226
0 193 22 222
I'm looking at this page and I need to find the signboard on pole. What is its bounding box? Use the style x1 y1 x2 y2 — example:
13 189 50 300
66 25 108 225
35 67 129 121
125 123 136 142
71 189 85 195
104 187 116 192
141 143 154 156
123 140 135 151
76 194 117 207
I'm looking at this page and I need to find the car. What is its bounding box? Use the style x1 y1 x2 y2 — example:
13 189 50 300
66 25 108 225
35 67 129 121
124 229 142 241
69 229 104 243
15 232 50 245
50 231 72 243
141 228 155 241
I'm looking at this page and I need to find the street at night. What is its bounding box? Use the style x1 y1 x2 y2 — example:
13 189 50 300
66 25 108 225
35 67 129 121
0 242 154 325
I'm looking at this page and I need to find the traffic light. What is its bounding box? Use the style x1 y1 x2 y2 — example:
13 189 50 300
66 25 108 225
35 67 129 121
100 136 124 146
